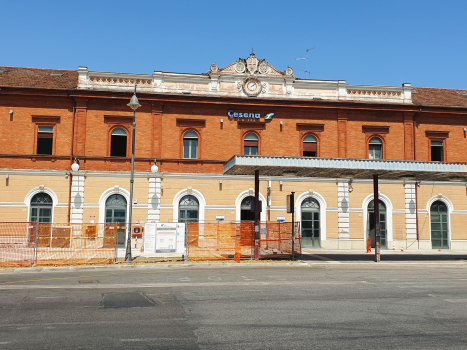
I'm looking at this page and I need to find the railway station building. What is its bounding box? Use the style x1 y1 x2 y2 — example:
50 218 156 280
1 53 467 251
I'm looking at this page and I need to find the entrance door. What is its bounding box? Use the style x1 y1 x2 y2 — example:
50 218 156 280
368 200 387 249
301 198 320 248
179 195 199 224
240 196 256 221
105 194 127 248
30 193 53 223
431 201 448 249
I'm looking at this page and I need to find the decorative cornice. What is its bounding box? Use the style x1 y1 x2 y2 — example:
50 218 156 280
425 130 450 138
31 115 61 123
362 125 390 134
104 115 133 124
296 123 325 132
176 118 206 128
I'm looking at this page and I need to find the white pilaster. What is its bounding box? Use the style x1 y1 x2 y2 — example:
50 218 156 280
405 183 417 241
70 175 85 223
148 177 161 222
338 181 350 239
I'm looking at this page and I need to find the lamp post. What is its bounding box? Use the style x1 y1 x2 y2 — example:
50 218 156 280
125 84 141 263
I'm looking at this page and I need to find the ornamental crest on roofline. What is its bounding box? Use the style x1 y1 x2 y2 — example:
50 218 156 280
209 53 294 77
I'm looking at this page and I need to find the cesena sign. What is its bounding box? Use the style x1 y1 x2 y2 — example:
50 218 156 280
228 110 274 120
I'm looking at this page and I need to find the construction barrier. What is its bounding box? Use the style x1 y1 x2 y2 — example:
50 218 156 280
1 221 301 266
0 222 37 267
0 223 120 266
187 221 300 261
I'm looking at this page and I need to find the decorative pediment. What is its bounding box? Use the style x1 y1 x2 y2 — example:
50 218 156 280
209 53 294 77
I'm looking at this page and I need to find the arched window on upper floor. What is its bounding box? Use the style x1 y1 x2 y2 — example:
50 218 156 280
369 137 383 159
303 135 317 157
110 128 127 157
183 131 198 159
244 133 259 155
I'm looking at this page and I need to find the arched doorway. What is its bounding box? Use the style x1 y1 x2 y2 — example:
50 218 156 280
30 193 53 223
179 195 199 223
431 201 448 249
368 200 387 248
105 194 127 223
240 196 256 221
301 198 320 248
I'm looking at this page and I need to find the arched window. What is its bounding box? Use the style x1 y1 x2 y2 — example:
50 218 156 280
369 137 383 159
240 196 256 221
244 133 258 155
430 201 448 249
183 131 198 159
30 193 53 223
301 198 320 248
110 128 127 157
303 135 317 157
179 195 199 223
368 199 387 248
105 194 127 223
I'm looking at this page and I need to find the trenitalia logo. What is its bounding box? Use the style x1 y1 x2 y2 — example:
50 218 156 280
227 110 274 120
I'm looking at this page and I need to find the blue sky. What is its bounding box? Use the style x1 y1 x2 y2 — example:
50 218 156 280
1 0 466 89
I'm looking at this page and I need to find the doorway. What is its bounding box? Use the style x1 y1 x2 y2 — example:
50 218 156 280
430 201 448 249
240 196 256 221
367 199 387 249
301 198 320 248
179 195 199 224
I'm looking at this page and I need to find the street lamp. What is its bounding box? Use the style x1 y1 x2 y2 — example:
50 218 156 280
125 84 141 263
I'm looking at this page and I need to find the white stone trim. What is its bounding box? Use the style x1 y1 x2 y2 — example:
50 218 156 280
404 183 417 241
70 175 85 224
426 194 453 248
148 177 161 222
337 181 350 239
295 191 327 242
235 190 267 222
98 187 130 224
362 192 393 246
172 188 206 223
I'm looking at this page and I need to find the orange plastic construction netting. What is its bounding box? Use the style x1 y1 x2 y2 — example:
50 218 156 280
187 221 300 261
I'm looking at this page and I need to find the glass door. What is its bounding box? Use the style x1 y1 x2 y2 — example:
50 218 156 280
431 201 448 249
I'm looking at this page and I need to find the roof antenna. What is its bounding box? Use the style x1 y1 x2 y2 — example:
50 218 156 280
296 48 314 79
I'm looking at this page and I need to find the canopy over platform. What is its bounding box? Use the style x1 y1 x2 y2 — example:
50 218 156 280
224 155 467 182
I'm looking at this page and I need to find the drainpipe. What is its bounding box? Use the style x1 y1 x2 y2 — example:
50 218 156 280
415 181 420 249
413 108 421 249
67 95 76 224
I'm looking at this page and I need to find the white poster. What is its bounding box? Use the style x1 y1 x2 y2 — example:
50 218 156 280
156 223 177 253
144 223 157 253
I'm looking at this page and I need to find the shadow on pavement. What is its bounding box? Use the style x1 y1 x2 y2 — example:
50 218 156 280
299 250 467 263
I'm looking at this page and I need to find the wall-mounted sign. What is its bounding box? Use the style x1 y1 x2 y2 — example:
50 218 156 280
228 110 274 120
277 216 285 222
216 216 225 221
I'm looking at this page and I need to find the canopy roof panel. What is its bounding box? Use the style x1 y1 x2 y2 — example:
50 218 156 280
224 155 467 182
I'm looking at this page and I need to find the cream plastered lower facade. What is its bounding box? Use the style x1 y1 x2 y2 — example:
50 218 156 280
1 169 467 250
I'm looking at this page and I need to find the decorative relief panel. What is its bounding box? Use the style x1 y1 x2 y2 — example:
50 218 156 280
348 90 402 97
89 76 152 86
216 53 293 78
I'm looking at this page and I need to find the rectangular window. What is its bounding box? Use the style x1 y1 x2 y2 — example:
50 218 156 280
431 140 444 161
244 146 258 155
183 139 198 159
37 126 54 155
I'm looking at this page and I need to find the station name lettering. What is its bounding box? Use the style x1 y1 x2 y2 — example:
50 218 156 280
228 110 261 119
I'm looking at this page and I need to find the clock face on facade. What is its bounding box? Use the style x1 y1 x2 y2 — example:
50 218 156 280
242 77 262 97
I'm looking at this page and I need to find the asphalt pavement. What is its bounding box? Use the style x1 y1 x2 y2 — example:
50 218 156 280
1 260 467 349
